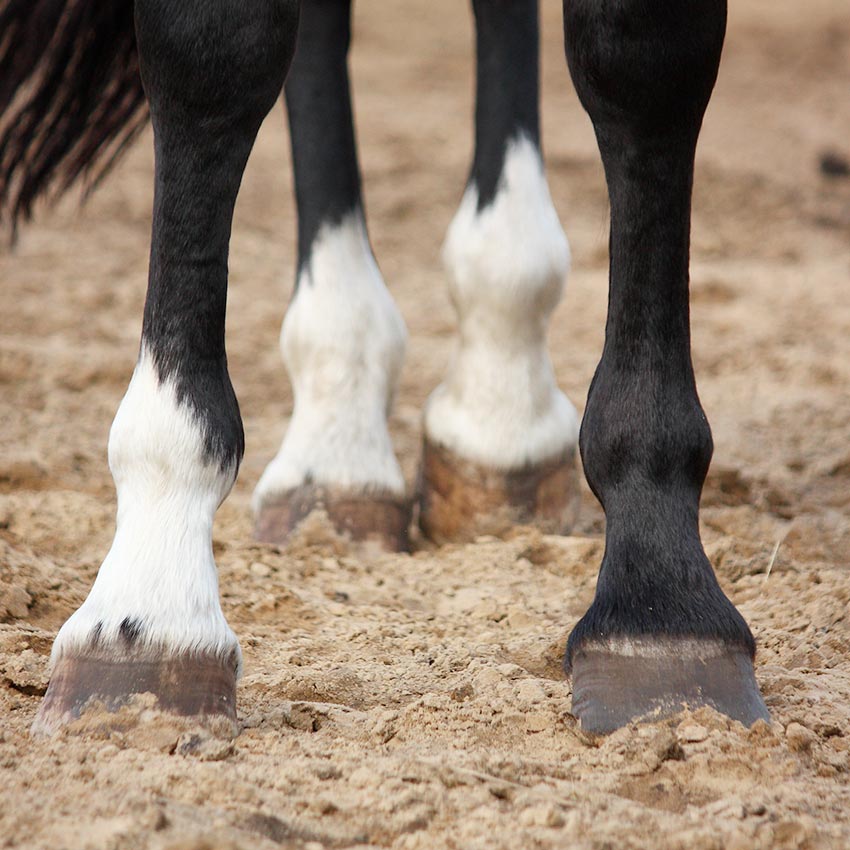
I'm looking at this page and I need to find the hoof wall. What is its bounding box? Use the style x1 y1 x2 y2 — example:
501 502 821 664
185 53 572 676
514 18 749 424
418 438 579 544
32 650 238 736
254 486 411 552
569 640 770 735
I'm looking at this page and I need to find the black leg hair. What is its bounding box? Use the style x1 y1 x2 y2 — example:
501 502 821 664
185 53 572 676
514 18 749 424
469 0 540 208
562 0 769 732
285 0 362 272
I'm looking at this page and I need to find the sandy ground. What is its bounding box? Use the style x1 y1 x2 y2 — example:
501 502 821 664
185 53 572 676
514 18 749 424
2 0 850 847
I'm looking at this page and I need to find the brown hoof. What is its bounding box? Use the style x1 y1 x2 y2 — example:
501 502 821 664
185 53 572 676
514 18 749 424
417 438 580 544
32 649 238 736
254 485 411 552
569 639 770 735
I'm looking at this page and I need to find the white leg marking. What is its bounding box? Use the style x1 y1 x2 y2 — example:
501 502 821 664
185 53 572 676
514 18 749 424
254 210 407 511
52 348 241 670
425 135 579 469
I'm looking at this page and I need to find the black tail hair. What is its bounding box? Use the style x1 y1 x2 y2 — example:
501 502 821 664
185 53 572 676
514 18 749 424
0 0 148 241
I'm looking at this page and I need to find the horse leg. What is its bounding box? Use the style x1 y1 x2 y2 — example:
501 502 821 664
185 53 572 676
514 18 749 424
253 0 410 552
562 0 769 733
419 0 580 544
33 0 298 734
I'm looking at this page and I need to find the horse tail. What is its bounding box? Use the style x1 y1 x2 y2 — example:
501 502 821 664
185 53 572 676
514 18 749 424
0 0 148 240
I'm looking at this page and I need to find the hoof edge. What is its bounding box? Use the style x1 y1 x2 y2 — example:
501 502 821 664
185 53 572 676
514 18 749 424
255 485 411 552
418 438 580 544
32 649 238 736
569 639 769 735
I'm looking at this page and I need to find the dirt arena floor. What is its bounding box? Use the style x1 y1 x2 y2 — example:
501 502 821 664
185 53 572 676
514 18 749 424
2 1 850 847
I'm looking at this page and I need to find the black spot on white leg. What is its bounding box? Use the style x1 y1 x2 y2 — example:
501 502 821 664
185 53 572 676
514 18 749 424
562 0 768 733
34 0 299 736
419 0 579 543
254 0 410 551
119 617 142 646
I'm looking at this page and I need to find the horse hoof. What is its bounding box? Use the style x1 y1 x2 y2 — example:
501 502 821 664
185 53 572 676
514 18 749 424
417 438 580 544
254 485 411 552
568 639 770 735
31 649 239 736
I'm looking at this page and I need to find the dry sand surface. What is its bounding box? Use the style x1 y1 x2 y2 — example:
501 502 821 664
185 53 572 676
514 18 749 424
2 1 850 848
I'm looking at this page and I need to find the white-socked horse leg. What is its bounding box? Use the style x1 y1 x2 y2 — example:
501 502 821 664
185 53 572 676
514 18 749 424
253 0 410 551
33 0 297 734
35 351 243 734
419 0 580 543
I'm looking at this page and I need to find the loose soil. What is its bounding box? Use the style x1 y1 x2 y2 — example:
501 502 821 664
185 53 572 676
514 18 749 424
2 1 850 848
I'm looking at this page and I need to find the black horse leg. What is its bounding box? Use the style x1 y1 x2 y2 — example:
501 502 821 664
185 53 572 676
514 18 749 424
562 0 769 733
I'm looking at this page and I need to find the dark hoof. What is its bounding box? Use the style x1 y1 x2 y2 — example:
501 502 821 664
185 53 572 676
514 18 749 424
418 438 580 544
32 649 238 736
254 485 411 552
569 640 770 735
